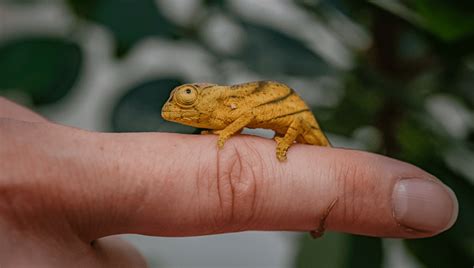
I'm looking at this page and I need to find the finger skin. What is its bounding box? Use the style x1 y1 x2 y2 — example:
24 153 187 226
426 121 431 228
0 97 48 122
0 119 456 246
92 131 450 239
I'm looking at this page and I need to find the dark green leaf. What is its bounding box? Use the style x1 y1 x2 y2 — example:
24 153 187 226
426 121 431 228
295 233 383 268
66 0 180 56
0 37 82 105
405 233 473 268
413 0 474 41
238 22 333 77
203 0 227 8
295 233 350 268
370 0 474 41
344 235 383 267
111 78 196 134
315 72 384 136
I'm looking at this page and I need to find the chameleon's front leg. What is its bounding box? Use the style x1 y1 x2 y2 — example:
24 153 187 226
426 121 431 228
217 113 254 148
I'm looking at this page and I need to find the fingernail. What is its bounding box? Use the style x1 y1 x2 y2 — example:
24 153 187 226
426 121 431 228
392 178 458 233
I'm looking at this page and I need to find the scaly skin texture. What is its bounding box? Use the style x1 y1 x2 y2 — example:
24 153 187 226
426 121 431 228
161 81 330 161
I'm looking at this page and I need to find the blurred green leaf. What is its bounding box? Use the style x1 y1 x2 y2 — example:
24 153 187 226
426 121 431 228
295 233 383 268
295 233 349 267
66 0 180 56
405 233 472 268
0 37 82 105
203 0 227 8
111 78 196 134
315 72 383 136
238 22 334 76
345 235 383 267
396 114 447 163
413 0 474 41
370 0 474 41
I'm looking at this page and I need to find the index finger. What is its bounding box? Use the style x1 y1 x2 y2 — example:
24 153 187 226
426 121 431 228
29 126 457 241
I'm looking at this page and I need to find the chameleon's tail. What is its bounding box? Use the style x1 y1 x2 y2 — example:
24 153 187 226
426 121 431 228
300 118 332 147
314 129 332 147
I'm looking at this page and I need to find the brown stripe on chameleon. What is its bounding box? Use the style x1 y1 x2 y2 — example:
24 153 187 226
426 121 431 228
271 108 310 119
226 82 260 98
251 81 270 94
255 88 294 107
230 82 254 91
200 85 214 90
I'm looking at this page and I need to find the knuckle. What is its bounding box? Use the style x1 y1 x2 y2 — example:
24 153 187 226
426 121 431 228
211 139 263 230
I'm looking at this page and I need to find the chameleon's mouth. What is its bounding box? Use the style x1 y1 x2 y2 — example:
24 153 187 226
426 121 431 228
161 110 173 120
161 111 182 121
161 110 199 122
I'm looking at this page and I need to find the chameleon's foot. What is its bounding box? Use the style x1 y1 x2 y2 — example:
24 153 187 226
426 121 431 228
275 136 289 161
310 198 338 239
217 139 225 149
217 133 231 149
276 150 288 162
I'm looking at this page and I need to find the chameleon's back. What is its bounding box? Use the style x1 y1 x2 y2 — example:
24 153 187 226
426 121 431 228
230 81 330 147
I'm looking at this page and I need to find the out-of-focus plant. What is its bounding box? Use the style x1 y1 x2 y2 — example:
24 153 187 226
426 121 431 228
0 0 472 267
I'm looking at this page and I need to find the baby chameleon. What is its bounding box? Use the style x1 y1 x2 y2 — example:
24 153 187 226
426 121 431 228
161 81 330 161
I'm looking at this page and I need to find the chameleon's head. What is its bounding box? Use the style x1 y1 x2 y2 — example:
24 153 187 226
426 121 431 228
161 83 220 128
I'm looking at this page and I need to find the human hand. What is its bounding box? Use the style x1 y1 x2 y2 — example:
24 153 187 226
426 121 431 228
0 97 458 267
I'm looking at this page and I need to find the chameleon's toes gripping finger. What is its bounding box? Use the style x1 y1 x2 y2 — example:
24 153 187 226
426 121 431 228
276 142 290 162
276 147 289 161
276 152 287 162
217 134 229 149
217 139 225 149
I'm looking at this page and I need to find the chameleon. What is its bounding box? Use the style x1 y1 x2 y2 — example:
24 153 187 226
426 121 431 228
162 81 337 238
161 81 330 161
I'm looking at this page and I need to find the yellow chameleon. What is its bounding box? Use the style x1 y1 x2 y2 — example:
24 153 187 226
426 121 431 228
161 81 330 161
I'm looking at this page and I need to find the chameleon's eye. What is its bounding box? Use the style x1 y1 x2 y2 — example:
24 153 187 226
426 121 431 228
175 86 198 107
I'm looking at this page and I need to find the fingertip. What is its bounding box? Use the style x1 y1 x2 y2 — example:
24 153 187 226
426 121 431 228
392 178 459 235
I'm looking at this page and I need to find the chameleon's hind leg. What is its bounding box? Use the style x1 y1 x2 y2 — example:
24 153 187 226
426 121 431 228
276 119 302 161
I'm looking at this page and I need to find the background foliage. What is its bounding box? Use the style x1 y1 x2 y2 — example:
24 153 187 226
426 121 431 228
0 0 473 267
